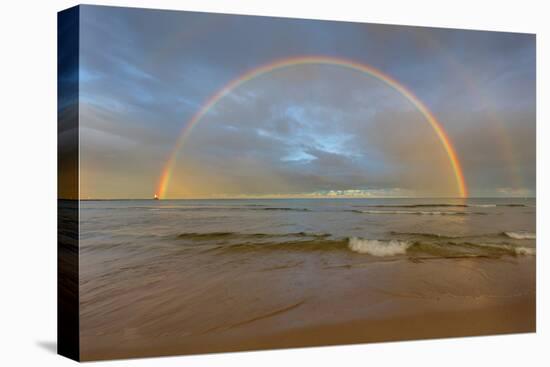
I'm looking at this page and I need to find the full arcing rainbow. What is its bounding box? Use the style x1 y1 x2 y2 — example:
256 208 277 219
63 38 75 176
156 56 468 199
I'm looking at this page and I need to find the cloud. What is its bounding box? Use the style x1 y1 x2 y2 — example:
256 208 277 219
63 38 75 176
77 6 536 198
165 66 464 197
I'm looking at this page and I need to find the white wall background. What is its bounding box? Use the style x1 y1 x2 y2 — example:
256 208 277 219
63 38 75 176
0 0 547 365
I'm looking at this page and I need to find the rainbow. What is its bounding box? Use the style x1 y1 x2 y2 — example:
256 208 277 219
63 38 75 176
156 56 468 198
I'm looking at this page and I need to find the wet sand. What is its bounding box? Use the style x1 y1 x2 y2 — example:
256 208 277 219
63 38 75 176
79 246 535 360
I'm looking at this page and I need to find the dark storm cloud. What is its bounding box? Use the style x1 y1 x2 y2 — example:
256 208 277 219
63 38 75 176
78 5 535 198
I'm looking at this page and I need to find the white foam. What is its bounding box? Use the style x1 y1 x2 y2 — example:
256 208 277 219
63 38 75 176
504 231 536 240
475 242 536 256
348 237 411 256
514 246 536 255
357 210 471 215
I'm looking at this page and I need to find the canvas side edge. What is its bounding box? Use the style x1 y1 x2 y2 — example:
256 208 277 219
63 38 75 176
57 5 81 362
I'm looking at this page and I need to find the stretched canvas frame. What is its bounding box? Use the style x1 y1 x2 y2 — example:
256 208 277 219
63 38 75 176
58 5 536 362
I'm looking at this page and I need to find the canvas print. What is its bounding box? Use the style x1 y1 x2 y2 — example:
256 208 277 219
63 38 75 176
58 5 536 361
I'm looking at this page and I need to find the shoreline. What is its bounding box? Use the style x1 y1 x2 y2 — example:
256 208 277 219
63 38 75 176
82 292 535 360
80 254 535 361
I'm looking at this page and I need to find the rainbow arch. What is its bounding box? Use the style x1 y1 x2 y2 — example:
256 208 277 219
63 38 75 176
156 56 468 198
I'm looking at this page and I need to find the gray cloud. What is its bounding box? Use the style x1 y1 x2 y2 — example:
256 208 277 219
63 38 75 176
78 5 535 198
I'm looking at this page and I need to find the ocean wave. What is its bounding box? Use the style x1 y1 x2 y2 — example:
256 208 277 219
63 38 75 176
352 203 526 208
351 209 486 215
503 231 536 240
347 237 535 257
348 237 411 256
176 231 330 241
353 204 468 208
389 231 462 239
185 232 535 258
165 206 312 212
260 207 311 212
514 246 536 255
391 230 537 242
81 205 312 212
466 242 536 256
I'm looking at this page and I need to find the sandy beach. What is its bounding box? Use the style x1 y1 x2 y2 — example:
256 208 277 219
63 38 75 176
79 218 535 360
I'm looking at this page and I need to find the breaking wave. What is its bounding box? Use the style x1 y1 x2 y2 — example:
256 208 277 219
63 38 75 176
351 210 486 215
348 238 411 256
514 247 537 255
472 242 536 255
504 231 536 240
173 231 535 258
391 230 536 241
346 237 535 257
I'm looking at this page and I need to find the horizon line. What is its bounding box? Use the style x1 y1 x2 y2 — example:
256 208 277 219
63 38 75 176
75 196 536 201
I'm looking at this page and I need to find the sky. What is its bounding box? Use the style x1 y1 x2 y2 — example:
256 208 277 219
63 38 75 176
77 5 536 199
